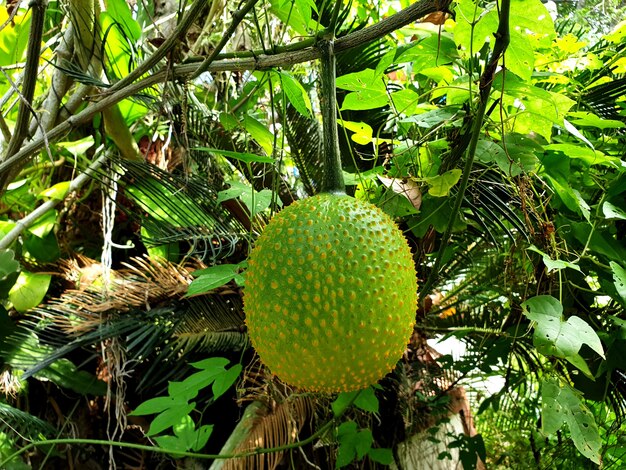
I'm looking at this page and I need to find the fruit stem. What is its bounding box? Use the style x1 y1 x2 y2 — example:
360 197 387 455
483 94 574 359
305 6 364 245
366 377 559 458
319 39 346 195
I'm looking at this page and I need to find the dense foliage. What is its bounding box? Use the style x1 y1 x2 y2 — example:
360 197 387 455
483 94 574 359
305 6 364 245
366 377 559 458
0 0 625 468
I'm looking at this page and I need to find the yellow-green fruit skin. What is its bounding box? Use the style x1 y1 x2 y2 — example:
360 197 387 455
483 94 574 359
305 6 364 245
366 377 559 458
244 193 417 393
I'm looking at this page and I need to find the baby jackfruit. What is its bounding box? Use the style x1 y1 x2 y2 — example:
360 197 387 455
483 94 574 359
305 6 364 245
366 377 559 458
244 193 417 393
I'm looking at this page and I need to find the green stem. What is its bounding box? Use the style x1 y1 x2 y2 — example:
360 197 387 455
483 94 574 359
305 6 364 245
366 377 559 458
319 39 345 195
0 390 363 467
419 0 511 303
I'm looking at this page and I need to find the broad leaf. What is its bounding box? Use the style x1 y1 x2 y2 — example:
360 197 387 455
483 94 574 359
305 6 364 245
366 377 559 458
424 169 462 197
8 271 51 312
522 296 605 376
0 249 19 279
541 378 601 464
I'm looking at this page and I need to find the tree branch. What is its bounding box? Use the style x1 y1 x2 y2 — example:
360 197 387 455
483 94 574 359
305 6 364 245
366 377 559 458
0 150 109 250
419 0 511 302
0 0 452 191
0 0 47 187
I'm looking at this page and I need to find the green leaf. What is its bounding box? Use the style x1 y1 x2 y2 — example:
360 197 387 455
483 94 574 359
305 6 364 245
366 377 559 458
191 357 230 371
510 0 555 44
336 69 389 111
332 391 359 417
38 358 107 395
603 201 626 220
505 30 534 80
148 403 195 436
191 424 214 451
354 387 379 413
452 0 499 54
242 116 274 156
368 447 393 465
544 144 615 167
277 71 312 117
27 209 57 238
567 111 626 129
131 396 187 416
153 434 187 455
194 147 274 164
522 296 605 375
424 169 462 197
8 271 51 312
38 181 70 201
0 11 31 66
338 120 373 145
217 181 275 216
212 364 242 399
396 34 458 70
610 261 626 305
56 136 95 158
0 249 19 279
541 378 601 464
526 246 581 273
187 264 240 297
105 0 141 41
336 421 373 467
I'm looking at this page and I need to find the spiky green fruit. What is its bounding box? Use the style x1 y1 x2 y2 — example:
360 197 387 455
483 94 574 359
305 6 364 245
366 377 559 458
244 193 417 393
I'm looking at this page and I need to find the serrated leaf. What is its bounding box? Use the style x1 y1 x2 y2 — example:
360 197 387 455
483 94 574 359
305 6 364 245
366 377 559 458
354 387 379 413
278 71 312 118
425 169 462 197
212 364 242 399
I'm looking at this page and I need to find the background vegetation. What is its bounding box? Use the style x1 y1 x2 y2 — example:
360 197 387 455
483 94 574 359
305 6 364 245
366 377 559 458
0 0 625 468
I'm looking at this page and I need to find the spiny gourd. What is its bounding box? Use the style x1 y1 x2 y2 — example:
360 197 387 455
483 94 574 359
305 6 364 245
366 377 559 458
244 193 417 393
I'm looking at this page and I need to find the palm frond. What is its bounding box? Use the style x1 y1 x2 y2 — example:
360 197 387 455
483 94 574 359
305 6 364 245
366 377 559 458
217 396 314 470
94 158 248 262
282 104 323 196
0 402 58 440
2 256 246 390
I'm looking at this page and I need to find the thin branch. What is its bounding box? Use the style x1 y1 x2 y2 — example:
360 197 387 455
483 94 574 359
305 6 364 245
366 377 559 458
419 0 511 303
0 0 452 190
191 0 261 79
106 0 208 95
0 0 47 187
0 390 364 466
0 150 109 250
